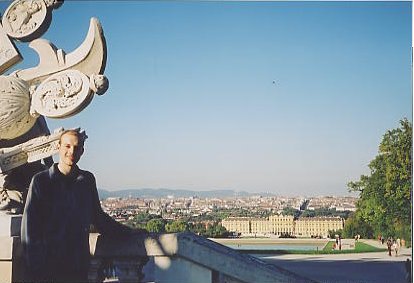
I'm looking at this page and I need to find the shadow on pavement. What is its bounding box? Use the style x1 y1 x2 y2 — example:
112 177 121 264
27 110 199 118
258 257 409 283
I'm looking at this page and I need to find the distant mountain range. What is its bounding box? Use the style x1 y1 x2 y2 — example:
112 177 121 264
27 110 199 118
98 188 274 200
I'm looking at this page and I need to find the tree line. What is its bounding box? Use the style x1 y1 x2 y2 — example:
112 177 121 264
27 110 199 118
281 207 352 219
125 212 231 238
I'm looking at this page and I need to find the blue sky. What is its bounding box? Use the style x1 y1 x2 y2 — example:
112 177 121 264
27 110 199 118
1 1 412 196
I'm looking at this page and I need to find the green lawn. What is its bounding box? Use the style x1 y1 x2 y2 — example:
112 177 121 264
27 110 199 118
321 241 386 254
236 241 387 255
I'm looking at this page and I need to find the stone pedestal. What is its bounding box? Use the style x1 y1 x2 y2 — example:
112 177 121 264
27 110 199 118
0 214 24 283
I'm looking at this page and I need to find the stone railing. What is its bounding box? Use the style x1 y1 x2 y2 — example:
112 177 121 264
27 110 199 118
89 232 315 283
0 213 314 283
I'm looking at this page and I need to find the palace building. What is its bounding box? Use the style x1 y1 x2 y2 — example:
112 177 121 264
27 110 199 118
221 217 251 235
250 218 270 236
221 215 344 238
294 217 344 238
268 214 295 236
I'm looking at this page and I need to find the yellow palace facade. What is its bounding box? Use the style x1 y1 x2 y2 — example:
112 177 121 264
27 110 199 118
221 215 344 238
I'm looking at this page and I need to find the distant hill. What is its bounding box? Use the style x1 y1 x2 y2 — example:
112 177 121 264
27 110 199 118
97 188 270 200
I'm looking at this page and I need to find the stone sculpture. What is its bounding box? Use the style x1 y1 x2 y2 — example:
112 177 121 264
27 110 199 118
0 0 109 213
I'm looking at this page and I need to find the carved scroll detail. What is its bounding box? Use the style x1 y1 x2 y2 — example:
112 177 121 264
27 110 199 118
2 0 48 41
0 128 64 173
31 69 93 118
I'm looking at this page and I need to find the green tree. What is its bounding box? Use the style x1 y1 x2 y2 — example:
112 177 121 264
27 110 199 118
328 229 343 239
165 220 189 233
282 207 301 218
205 223 230 238
189 222 207 235
342 213 374 239
146 218 166 233
348 118 412 240
126 212 161 229
300 210 316 218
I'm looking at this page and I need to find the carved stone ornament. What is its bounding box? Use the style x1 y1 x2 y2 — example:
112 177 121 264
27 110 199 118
0 76 37 140
13 17 107 86
31 69 94 118
43 0 64 9
0 23 22 74
0 127 64 173
90 73 109 96
1 0 62 42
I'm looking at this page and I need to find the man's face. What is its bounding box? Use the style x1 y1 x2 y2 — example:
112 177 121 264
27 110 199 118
58 133 84 167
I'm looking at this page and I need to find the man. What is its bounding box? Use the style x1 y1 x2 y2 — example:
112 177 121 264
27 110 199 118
21 129 136 282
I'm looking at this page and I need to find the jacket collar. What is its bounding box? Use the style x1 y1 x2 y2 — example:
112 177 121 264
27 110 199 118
49 163 81 180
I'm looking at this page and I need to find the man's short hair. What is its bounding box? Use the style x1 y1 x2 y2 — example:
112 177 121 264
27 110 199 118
59 129 88 145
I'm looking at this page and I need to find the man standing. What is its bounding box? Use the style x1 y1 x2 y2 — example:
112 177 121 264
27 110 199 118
21 129 136 282
386 238 392 256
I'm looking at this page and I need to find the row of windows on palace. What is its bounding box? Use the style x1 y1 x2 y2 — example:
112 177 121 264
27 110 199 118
221 215 344 238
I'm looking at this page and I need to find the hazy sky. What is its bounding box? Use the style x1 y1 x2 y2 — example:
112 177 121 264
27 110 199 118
1 1 412 196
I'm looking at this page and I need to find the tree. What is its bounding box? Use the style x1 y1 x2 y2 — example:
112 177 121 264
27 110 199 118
300 210 316 218
348 118 412 240
146 218 166 233
205 223 230 238
165 220 189 233
282 207 301 218
189 222 207 235
342 213 374 239
328 229 343 239
126 212 162 229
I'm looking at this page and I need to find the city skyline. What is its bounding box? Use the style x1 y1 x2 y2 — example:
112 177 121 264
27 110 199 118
1 1 412 196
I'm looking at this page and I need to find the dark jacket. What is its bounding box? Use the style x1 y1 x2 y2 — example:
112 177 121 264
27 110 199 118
21 164 131 282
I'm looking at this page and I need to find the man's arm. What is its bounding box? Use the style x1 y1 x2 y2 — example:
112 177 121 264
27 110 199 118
90 175 134 236
21 176 47 280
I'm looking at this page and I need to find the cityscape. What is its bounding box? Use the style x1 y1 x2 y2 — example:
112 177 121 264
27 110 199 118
101 193 357 238
101 194 357 220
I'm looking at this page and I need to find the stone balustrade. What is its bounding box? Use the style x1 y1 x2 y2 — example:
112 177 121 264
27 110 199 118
0 214 313 283
88 232 314 283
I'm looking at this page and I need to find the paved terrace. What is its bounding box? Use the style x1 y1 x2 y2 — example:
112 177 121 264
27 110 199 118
255 239 412 283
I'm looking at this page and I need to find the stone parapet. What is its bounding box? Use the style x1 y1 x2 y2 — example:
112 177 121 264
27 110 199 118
0 222 313 283
0 214 24 283
89 232 314 283
0 214 22 237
